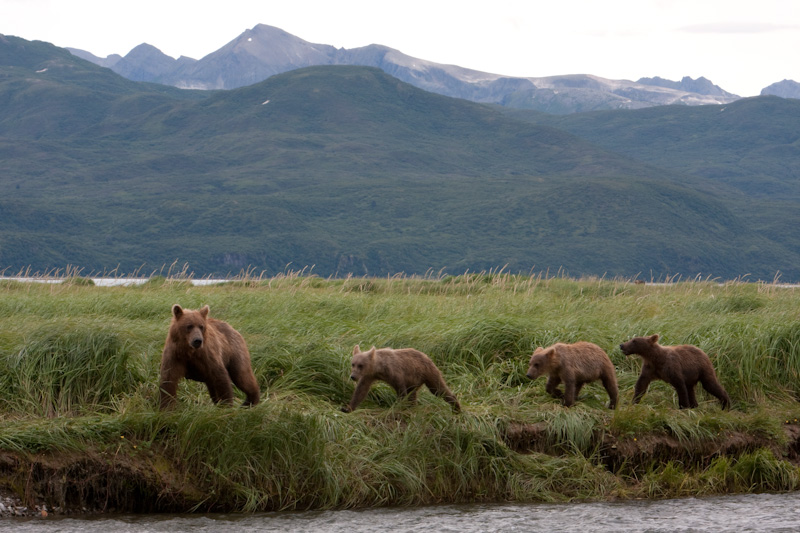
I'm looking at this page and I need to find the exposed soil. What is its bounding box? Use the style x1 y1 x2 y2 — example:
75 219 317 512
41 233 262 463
503 422 800 471
3 425 800 516
0 448 208 516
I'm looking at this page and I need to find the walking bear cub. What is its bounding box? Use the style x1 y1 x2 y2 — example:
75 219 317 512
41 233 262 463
342 345 461 413
619 334 730 409
526 341 618 408
159 304 260 409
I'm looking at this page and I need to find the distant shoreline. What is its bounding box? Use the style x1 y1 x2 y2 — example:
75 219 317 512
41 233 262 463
3 276 800 288
0 277 227 287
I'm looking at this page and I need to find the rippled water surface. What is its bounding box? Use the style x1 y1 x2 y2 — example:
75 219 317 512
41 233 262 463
3 492 800 532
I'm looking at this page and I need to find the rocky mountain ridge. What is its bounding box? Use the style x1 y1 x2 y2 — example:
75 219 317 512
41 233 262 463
69 23 747 114
761 79 800 99
3 34 800 279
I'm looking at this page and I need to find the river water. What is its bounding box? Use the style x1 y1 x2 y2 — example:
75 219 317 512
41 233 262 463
3 492 800 532
1 277 224 286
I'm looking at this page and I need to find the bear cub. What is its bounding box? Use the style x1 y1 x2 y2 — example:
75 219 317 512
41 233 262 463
619 334 730 409
527 341 618 409
343 345 461 413
159 304 260 409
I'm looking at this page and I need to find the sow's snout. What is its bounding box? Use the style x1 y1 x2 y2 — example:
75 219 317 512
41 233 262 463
350 374 357 381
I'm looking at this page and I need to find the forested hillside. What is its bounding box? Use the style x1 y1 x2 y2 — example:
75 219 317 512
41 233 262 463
1 35 798 280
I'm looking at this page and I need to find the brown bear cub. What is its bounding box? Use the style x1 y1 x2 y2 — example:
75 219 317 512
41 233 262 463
619 334 730 409
342 345 461 413
526 342 618 408
159 304 260 409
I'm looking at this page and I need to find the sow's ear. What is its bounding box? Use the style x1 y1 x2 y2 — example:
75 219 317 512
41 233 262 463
199 305 210 319
353 344 361 355
544 347 557 361
172 304 184 319
648 334 660 344
368 346 377 358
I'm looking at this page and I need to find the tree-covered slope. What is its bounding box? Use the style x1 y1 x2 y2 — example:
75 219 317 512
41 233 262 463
506 96 800 198
503 97 800 270
1 36 797 280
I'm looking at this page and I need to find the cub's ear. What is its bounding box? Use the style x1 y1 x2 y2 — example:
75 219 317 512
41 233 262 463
648 334 660 344
199 305 210 318
353 345 361 355
368 346 377 357
532 346 544 355
544 347 557 360
172 304 184 318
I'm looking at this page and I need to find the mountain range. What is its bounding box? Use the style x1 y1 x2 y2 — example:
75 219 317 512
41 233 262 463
67 23 756 115
2 33 800 281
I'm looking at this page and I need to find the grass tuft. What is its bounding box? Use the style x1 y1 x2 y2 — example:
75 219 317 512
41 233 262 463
2 320 145 416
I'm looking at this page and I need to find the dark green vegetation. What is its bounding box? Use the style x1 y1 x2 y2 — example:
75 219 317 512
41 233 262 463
1 276 800 513
506 98 800 256
2 35 800 279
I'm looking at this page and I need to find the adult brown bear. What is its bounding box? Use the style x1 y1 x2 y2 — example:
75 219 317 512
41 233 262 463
159 304 260 409
342 345 461 413
526 342 618 409
619 334 730 409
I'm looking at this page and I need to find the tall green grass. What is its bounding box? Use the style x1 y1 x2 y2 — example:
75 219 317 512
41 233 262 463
1 274 800 511
0 320 146 416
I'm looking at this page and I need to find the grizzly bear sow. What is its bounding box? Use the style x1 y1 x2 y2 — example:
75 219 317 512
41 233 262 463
619 334 730 409
526 342 618 409
342 345 461 413
159 304 260 409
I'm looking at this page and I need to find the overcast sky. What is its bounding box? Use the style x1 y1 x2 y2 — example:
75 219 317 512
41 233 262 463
2 0 798 97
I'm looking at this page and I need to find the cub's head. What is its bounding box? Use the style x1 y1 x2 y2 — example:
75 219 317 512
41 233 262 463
527 346 558 380
350 345 376 382
619 334 660 356
170 304 210 350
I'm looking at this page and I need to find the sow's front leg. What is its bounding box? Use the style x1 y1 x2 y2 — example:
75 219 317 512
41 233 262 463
159 354 186 410
202 359 236 405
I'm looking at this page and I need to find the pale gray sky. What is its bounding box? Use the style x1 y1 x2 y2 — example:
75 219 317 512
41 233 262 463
1 0 798 96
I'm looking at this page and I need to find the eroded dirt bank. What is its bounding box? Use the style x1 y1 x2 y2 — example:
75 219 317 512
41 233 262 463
3 424 800 516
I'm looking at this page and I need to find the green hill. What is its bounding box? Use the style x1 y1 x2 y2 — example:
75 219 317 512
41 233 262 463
503 97 800 265
1 35 798 280
505 97 800 198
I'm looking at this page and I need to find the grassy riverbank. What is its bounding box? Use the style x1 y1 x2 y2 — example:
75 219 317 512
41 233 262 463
2 273 800 513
